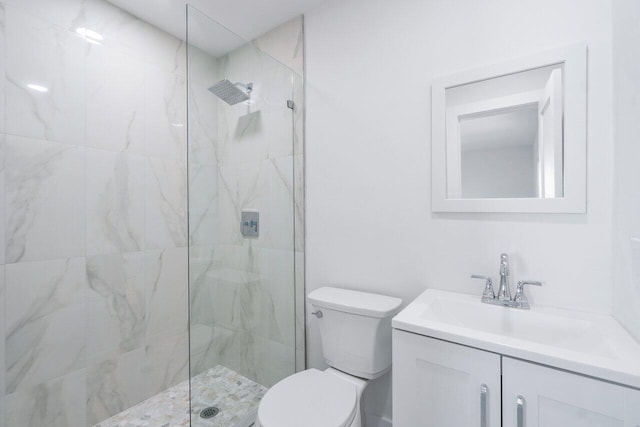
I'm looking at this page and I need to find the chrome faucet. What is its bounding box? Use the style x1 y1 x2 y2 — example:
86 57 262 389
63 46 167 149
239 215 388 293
497 253 511 302
471 253 542 310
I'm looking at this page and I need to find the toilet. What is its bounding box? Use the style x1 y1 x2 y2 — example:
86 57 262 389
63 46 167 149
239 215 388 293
256 287 402 427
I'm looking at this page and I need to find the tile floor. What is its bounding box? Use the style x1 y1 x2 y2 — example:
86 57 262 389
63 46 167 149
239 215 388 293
94 365 267 427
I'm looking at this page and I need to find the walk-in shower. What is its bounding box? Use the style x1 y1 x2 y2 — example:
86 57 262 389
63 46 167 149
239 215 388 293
208 79 254 105
186 6 305 427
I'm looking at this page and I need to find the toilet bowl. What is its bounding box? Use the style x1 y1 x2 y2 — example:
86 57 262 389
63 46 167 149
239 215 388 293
256 368 366 427
255 287 402 427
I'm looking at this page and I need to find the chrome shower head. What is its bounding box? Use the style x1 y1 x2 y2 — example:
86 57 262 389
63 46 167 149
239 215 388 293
208 79 253 105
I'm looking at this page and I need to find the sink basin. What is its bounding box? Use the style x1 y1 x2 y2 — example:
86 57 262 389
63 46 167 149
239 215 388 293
421 291 613 357
393 289 640 389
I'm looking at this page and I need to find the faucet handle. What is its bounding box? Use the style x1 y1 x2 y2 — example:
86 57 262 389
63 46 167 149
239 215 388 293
513 280 542 309
471 275 495 301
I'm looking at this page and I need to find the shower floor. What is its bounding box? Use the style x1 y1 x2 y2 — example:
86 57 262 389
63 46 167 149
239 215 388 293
93 365 267 427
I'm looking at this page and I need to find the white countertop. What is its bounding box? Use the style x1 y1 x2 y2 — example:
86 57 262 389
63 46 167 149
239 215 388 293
392 289 640 389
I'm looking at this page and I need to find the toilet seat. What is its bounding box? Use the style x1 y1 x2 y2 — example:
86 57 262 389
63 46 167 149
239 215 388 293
257 369 357 427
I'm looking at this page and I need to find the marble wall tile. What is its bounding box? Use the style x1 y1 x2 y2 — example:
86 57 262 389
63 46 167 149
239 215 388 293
5 368 87 427
0 265 5 399
144 67 187 162
0 2 6 135
86 44 145 154
0 134 5 265
189 246 216 326
252 16 304 76
87 348 145 425
188 81 220 166
144 157 187 249
5 258 86 393
5 0 84 31
210 265 263 334
144 331 189 397
145 247 188 340
294 154 305 253
292 73 304 157
189 324 218 377
86 148 145 256
294 250 305 370
4 135 85 263
84 0 153 59
258 248 295 347
188 46 219 87
145 25 186 77
86 252 145 358
257 339 295 388
216 328 264 383
5 5 86 146
264 157 295 251
188 164 218 247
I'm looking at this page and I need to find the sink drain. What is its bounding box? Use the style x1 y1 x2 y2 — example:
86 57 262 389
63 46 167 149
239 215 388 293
200 406 220 419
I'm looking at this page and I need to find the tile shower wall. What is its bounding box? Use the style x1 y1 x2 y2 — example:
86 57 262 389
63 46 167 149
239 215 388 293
0 0 188 426
189 16 304 388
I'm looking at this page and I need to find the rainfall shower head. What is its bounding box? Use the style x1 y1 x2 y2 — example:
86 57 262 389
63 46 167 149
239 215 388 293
208 79 253 105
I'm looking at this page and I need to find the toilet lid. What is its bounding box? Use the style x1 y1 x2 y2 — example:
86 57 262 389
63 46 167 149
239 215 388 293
258 369 357 427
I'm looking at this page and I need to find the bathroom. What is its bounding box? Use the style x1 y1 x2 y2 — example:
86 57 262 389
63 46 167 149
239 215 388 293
0 0 639 425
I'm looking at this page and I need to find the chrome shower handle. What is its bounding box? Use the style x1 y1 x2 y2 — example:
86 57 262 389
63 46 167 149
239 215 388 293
311 310 323 319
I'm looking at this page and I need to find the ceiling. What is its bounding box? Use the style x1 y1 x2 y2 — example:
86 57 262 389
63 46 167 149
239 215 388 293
107 0 327 55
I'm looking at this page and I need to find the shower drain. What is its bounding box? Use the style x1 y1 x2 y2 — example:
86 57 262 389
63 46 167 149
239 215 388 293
199 406 220 419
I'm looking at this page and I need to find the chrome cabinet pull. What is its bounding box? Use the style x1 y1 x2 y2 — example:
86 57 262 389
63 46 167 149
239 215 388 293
517 395 525 427
480 384 488 427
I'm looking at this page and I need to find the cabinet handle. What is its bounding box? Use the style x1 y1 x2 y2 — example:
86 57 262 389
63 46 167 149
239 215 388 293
516 395 525 427
480 384 488 427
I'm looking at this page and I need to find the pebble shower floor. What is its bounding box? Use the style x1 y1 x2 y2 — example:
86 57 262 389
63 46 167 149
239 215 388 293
93 365 267 427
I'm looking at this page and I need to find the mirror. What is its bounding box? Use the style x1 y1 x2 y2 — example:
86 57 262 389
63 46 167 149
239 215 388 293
432 44 587 213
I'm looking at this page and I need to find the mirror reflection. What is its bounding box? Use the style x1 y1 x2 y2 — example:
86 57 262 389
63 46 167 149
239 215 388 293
445 64 564 199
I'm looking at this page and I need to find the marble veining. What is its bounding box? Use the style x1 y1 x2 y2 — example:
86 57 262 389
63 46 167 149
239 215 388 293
144 157 187 250
5 258 87 393
87 348 145 425
5 4 86 146
86 149 145 256
86 252 145 356
0 2 6 135
5 136 85 263
93 365 266 427
0 134 5 265
5 368 87 427
86 44 146 154
144 248 188 340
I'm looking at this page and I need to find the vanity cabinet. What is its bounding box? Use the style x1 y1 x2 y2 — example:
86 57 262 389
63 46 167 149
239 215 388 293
393 329 640 427
393 330 501 427
502 357 640 427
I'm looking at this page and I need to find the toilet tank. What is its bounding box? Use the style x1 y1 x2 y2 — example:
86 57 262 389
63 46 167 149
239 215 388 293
308 287 402 379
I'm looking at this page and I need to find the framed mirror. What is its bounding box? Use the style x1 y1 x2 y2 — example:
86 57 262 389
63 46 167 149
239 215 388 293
432 43 587 213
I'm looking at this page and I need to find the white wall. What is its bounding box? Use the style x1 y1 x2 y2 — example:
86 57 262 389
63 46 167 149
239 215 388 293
305 0 613 423
612 0 640 342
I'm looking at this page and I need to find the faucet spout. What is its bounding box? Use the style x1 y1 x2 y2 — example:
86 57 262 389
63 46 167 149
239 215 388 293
497 253 511 301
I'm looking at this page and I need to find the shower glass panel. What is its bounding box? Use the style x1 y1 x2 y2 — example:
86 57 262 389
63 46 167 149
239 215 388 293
187 6 298 425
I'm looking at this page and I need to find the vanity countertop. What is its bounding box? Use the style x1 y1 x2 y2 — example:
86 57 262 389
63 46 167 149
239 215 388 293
392 289 640 389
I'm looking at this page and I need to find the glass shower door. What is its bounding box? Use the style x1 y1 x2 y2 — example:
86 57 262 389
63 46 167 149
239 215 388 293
186 6 297 426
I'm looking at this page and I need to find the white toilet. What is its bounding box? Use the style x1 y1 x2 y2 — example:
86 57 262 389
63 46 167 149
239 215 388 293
256 287 402 427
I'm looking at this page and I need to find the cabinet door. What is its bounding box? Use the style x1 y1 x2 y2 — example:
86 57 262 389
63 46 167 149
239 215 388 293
503 357 640 427
393 330 501 427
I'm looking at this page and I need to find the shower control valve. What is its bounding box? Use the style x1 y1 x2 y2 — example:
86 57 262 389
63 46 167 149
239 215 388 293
311 310 323 319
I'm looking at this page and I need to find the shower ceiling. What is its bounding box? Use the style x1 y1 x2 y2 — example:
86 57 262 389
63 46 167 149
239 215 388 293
107 0 326 55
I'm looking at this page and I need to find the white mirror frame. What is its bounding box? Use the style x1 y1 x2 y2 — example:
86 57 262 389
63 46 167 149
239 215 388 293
432 43 587 213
